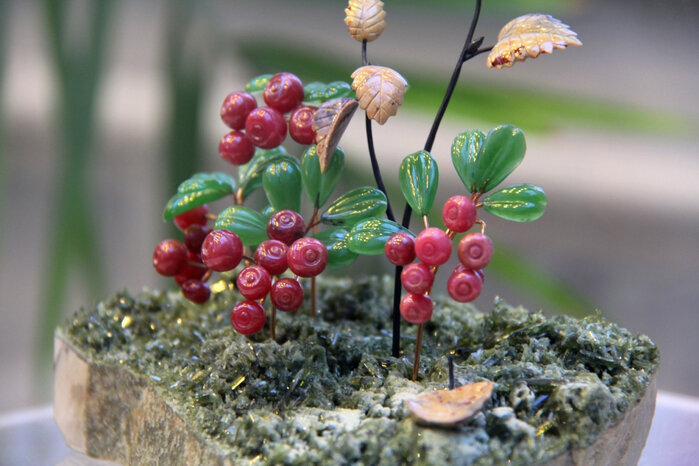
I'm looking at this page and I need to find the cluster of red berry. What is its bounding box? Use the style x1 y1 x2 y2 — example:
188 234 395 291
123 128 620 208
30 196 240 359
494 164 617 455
153 205 329 335
384 195 493 325
218 72 317 166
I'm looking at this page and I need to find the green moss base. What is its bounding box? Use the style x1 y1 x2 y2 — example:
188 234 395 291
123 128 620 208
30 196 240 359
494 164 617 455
58 276 658 465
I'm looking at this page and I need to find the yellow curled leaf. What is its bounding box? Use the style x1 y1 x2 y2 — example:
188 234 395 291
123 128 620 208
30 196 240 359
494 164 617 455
406 381 494 426
350 65 407 125
312 97 359 173
487 13 582 69
344 0 386 43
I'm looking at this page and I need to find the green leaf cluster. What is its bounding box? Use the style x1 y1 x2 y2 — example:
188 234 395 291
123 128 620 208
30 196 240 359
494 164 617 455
451 125 547 222
304 81 354 103
163 172 236 220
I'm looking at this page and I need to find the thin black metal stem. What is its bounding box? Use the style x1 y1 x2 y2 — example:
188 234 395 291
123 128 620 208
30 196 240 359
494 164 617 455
362 39 368 65
365 115 395 221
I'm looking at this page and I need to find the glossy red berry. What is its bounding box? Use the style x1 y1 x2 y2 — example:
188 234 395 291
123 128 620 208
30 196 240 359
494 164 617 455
201 229 243 272
174 252 207 286
287 237 328 277
236 265 272 300
220 91 257 130
181 280 211 304
174 205 209 231
231 300 266 335
400 263 434 295
254 240 288 276
288 106 317 145
219 130 255 165
442 195 477 233
153 239 188 276
400 293 433 324
263 72 304 113
184 225 211 253
447 266 483 303
270 278 304 312
245 107 287 149
457 232 493 269
414 227 452 266
453 264 485 283
384 232 416 266
267 210 306 246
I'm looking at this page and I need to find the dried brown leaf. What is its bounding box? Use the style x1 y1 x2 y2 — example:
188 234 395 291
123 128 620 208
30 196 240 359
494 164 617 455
406 381 494 426
312 97 358 173
344 0 386 43
487 13 582 69
350 65 407 125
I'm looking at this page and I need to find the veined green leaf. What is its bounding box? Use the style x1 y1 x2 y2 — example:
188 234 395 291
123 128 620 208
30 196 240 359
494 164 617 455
238 147 290 200
214 206 268 246
399 150 438 216
482 184 547 222
263 159 302 213
451 125 525 194
163 172 235 220
301 145 344 208
245 73 273 93
451 129 485 194
304 81 353 103
347 217 413 255
313 227 357 268
322 187 387 227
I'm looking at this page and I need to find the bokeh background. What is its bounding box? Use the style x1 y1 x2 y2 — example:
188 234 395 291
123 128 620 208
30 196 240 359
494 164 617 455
1 0 697 413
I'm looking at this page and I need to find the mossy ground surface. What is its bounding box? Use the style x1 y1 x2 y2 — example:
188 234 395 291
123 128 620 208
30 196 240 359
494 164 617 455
59 276 658 465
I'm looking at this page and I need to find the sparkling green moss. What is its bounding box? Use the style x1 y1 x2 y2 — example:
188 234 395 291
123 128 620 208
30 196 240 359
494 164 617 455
59 276 658 465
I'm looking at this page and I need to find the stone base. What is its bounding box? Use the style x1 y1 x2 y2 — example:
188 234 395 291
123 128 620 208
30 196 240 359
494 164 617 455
54 333 656 466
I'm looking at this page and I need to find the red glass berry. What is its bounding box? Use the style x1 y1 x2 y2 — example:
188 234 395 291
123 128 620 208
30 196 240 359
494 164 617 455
267 210 306 246
447 267 483 303
457 232 493 269
184 225 211 253
384 232 416 266
414 227 452 266
287 237 328 278
174 252 207 286
245 107 287 149
174 205 209 231
400 263 434 295
181 280 211 304
201 229 243 272
254 240 288 276
220 91 257 130
231 300 266 335
219 130 255 165
263 72 304 113
453 264 485 283
400 293 433 324
442 195 477 233
288 106 317 145
236 265 272 300
153 239 188 276
270 278 304 312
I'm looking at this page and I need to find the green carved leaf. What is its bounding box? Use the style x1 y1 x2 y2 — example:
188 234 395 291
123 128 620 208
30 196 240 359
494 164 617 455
214 206 268 246
321 187 387 227
313 227 357 268
304 81 353 103
301 145 344 208
245 74 273 93
163 172 236 220
238 147 290 200
263 159 302 213
399 150 439 216
346 217 413 256
451 129 485 194
451 125 526 194
482 184 547 222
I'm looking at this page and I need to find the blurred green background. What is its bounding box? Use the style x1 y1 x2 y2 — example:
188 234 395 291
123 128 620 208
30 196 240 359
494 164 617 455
0 0 697 412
